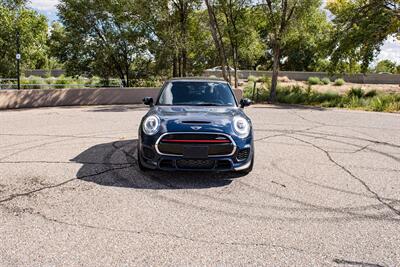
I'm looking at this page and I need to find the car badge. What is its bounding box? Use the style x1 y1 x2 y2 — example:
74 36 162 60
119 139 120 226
191 126 202 130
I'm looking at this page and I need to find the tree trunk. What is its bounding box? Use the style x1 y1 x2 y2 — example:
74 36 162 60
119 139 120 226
270 41 280 102
182 48 187 77
231 44 238 88
178 54 182 77
173 54 178 77
205 0 229 82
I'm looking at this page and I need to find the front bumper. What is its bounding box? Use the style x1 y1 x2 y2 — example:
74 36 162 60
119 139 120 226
139 133 253 172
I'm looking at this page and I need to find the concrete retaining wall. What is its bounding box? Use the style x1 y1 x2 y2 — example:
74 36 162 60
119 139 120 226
0 88 243 110
204 71 400 85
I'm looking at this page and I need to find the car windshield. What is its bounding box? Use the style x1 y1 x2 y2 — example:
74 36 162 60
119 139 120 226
157 81 237 107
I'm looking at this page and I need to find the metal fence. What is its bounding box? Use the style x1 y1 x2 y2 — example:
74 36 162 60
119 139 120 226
203 70 400 85
0 78 123 90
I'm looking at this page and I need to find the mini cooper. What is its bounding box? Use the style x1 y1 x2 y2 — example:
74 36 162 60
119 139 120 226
137 78 254 173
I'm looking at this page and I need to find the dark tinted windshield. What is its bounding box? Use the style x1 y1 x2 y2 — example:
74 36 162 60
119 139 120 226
157 81 237 107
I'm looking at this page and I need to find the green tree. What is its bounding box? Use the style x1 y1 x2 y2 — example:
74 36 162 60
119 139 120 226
327 0 400 73
280 6 331 71
0 4 48 77
375 59 397 73
261 0 321 101
55 0 150 86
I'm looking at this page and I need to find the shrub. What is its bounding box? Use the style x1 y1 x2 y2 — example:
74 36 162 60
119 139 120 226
370 97 387 112
321 77 331 85
54 75 70 89
365 90 377 98
347 88 365 98
334 78 345 86
308 77 321 85
29 76 45 89
247 75 258 82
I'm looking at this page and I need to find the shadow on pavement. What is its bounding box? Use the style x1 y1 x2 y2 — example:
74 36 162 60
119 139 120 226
71 139 243 190
252 104 326 111
86 105 145 112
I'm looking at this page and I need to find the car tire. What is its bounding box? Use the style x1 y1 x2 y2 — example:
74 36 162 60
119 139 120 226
137 147 149 172
239 156 254 174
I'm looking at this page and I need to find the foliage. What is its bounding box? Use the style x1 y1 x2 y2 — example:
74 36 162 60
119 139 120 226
308 77 321 85
321 77 330 85
334 78 345 86
346 88 364 98
273 85 400 112
257 0 323 101
0 5 49 77
365 90 377 98
327 0 400 73
1 0 398 83
375 59 397 74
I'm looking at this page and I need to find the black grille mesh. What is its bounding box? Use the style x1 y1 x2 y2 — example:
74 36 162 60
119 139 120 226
237 148 250 161
176 159 215 169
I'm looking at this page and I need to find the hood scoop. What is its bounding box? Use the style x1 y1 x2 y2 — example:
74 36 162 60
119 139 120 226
181 120 211 124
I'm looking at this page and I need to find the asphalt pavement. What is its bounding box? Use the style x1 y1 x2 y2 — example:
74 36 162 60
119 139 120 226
0 104 399 266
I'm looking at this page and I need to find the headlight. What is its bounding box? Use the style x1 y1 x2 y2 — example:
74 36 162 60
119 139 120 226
143 115 160 135
233 116 250 138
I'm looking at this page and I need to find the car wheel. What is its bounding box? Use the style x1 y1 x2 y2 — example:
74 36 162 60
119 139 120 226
239 156 254 174
137 147 149 172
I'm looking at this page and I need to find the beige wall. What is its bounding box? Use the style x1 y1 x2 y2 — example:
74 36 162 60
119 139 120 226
0 88 243 110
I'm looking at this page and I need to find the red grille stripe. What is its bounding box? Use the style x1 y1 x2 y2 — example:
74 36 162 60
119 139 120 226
162 139 230 143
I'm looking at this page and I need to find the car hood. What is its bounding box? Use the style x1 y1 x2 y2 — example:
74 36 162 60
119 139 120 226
148 106 249 133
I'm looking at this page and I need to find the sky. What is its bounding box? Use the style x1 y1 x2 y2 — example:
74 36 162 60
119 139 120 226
30 0 400 65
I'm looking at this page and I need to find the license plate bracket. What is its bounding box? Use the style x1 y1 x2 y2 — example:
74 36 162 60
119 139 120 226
183 146 208 159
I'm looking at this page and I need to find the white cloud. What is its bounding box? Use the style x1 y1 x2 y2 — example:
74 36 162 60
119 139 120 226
375 37 400 65
29 0 59 12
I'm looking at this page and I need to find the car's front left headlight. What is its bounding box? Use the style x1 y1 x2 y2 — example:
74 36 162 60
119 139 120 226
143 115 160 135
233 116 250 138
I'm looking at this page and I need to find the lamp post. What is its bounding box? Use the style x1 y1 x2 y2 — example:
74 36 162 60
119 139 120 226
15 4 21 90
16 29 21 90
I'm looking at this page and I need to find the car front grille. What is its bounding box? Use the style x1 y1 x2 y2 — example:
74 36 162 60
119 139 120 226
157 133 235 157
176 159 215 169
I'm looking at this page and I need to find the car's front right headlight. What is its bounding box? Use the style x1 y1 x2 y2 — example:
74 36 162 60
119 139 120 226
143 115 160 135
233 116 250 138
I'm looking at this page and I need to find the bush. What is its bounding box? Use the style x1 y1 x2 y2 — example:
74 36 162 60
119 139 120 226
308 77 321 85
29 76 45 89
321 77 331 85
272 85 400 113
365 90 377 98
347 88 365 98
370 97 387 112
247 75 258 82
334 78 345 86
54 75 70 89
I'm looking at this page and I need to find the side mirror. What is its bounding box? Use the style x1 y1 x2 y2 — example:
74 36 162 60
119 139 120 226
240 98 252 108
143 97 154 107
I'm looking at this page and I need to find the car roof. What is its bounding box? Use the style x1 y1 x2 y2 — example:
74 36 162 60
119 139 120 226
167 77 228 83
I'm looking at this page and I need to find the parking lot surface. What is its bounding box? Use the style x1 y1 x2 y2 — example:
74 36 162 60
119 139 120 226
0 104 399 266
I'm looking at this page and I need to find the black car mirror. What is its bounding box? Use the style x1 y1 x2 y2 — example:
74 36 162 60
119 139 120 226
240 98 252 108
143 97 154 107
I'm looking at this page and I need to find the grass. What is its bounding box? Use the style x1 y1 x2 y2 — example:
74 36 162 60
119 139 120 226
308 77 321 85
321 77 331 85
243 83 400 113
334 78 345 86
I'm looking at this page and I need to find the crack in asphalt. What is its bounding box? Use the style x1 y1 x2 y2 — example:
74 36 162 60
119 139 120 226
295 132 400 163
23 209 308 253
0 160 132 166
289 135 400 217
0 164 133 204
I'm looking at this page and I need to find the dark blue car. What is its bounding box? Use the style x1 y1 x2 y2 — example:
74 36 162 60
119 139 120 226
138 78 254 173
